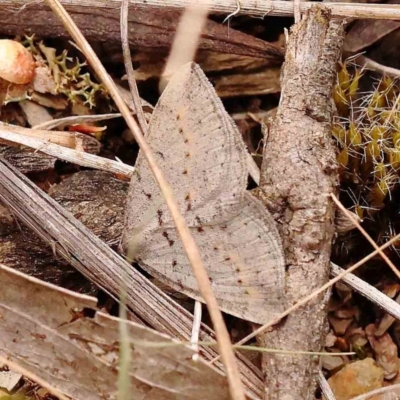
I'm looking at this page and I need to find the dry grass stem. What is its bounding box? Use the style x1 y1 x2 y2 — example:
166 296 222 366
34 113 123 130
160 2 209 91
356 55 400 78
120 0 148 133
190 301 202 355
330 263 400 321
44 1 245 398
15 0 400 20
0 127 135 177
331 194 400 280
318 371 337 400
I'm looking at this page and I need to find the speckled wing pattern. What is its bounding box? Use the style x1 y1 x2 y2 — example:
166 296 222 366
122 62 285 324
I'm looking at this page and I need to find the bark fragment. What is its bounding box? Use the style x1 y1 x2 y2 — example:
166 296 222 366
255 7 344 399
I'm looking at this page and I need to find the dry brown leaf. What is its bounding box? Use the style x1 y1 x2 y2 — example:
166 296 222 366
31 92 68 110
0 263 232 400
366 324 400 380
344 19 400 54
19 100 53 127
328 315 354 336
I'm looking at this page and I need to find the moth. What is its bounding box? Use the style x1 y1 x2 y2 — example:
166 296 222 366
122 62 286 324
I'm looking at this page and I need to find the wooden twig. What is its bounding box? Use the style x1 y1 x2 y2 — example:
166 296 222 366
0 127 135 178
5 0 400 20
0 123 101 154
0 157 263 400
256 7 343 399
1 1 283 62
330 263 400 321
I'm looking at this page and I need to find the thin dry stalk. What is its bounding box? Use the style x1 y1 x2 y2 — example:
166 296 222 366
120 0 148 133
330 263 400 320
0 123 100 153
34 113 123 130
13 0 400 20
0 128 135 177
318 371 336 400
356 55 400 78
0 354 70 400
209 232 400 365
160 2 209 91
294 0 301 22
44 1 245 398
331 194 400 279
190 301 202 357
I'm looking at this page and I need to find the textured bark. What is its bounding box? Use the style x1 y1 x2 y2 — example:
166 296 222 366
255 7 344 400
0 171 127 293
0 145 55 173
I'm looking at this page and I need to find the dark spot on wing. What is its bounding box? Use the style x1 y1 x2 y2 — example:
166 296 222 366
236 268 241 272
238 279 243 284
162 231 174 247
156 151 164 159
185 194 192 211
213 246 218 251
186 152 190 158
195 216 201 224
209 277 213 283
179 127 183 134
225 257 231 261
183 169 187 175
197 226 204 232
172 260 177 267
145 193 152 199
184 139 188 144
157 210 163 226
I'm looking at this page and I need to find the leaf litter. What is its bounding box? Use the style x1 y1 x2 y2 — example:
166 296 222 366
2 5 400 400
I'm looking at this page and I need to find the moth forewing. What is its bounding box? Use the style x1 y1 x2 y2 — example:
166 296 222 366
122 62 286 323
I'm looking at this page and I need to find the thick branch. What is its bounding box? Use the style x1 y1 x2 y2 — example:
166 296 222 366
0 1 282 62
3 0 400 20
256 7 344 400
